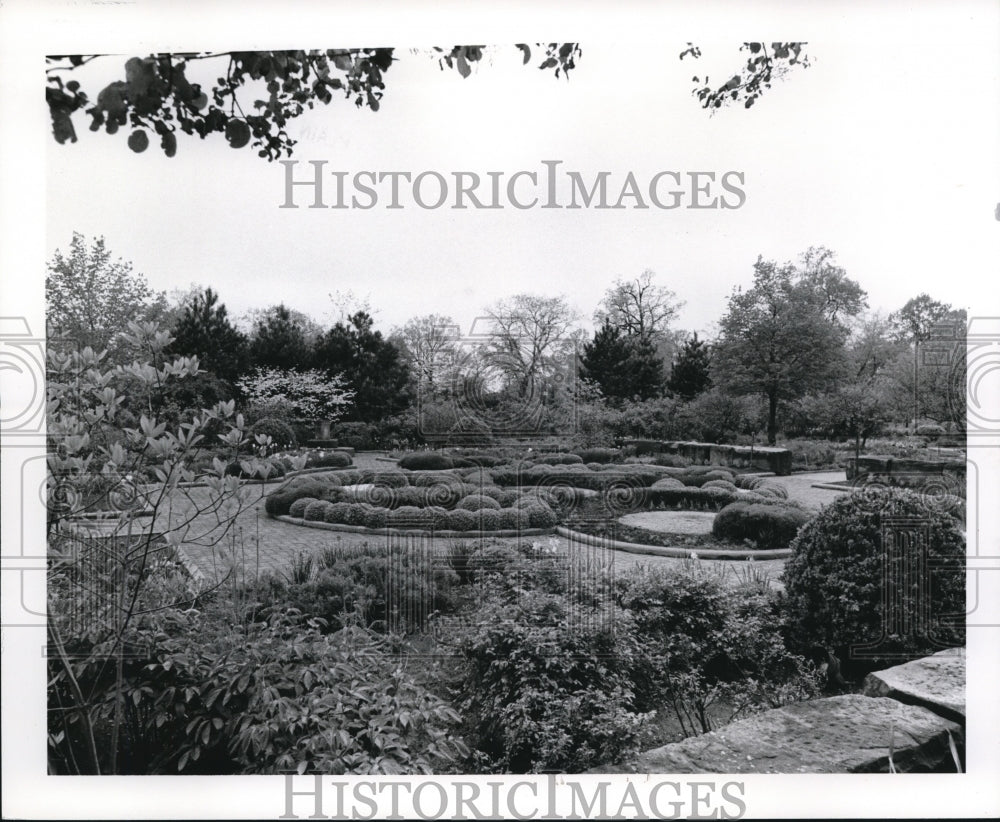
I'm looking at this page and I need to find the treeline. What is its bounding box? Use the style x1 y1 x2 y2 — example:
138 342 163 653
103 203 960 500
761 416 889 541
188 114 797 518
46 233 966 449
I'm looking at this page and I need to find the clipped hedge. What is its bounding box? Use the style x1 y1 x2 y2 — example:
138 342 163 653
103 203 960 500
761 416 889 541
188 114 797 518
248 417 297 451
712 502 812 549
456 494 502 512
574 447 620 464
398 452 456 471
288 497 318 518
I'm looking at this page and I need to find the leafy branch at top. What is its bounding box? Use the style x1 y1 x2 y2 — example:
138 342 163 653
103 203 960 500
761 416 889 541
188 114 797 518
681 42 811 111
46 45 582 161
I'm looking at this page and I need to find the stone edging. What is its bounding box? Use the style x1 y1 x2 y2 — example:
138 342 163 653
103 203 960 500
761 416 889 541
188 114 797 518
554 525 792 560
275 515 555 539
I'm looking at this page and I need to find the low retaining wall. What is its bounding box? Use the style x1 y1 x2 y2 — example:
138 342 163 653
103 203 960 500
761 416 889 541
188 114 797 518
275 514 554 540
624 440 792 475
847 455 965 491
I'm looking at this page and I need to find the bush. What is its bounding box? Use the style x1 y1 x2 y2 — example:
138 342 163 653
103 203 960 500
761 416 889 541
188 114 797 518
248 417 297 451
333 421 375 450
288 497 318 518
781 487 966 672
651 453 693 468
651 477 685 490
757 482 789 500
264 476 339 517
456 494 502 512
446 509 478 532
702 479 738 493
456 590 644 773
712 502 812 549
304 500 333 522
426 506 451 529
398 452 454 471
529 452 584 466
409 470 461 486
389 506 432 529
305 450 352 469
733 475 763 491
324 501 353 524
342 503 370 526
916 423 946 440
498 508 530 531
574 448 620 464
522 503 558 529
477 509 502 531
359 506 388 529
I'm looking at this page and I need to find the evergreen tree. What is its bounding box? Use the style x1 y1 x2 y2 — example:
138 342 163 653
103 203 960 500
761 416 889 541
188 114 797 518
313 311 411 422
579 320 665 403
167 287 248 382
248 304 313 370
667 333 712 400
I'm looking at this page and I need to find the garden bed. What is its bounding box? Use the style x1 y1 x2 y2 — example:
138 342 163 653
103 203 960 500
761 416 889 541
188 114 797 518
275 514 554 539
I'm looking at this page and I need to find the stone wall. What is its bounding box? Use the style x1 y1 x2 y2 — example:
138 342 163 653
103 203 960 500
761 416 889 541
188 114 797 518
607 648 965 774
624 439 792 475
847 455 965 492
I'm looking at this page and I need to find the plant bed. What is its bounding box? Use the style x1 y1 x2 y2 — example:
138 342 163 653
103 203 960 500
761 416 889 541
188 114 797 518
275 514 554 539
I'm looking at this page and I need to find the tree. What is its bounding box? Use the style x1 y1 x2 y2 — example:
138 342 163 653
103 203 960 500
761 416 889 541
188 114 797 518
667 333 712 400
800 380 894 461
313 311 411 422
236 367 353 425
390 314 461 396
45 45 582 159
46 233 168 361
889 294 965 426
481 293 579 399
247 304 314 371
579 320 665 403
167 287 248 383
713 252 865 444
594 269 683 342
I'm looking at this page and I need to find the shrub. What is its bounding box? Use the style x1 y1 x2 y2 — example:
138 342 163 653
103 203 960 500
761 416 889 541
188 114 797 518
304 500 333 522
305 450 352 469
264 476 339 517
371 472 409 488
733 475 763 491
333 421 375 450
456 589 645 773
651 477 686 490
398 452 454 471
530 452 584 466
757 482 789 500
325 502 351 523
701 469 735 483
651 453 693 468
574 448 620 464
915 423 946 439
353 506 384 529
477 509 502 532
288 497 318 518
456 494 502 512
389 506 432 529
476 485 505 502
712 502 812 549
446 509 478 532
425 506 451 529
344 503 371 526
522 503 558 529
498 508 530 531
781 487 966 672
409 470 461 486
702 479 738 493
248 417 297 451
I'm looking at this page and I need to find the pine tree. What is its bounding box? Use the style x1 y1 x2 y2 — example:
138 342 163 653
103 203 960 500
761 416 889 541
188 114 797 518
580 320 665 402
168 287 248 382
667 333 712 400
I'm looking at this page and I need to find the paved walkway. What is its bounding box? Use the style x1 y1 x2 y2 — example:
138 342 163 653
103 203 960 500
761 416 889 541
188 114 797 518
170 464 850 590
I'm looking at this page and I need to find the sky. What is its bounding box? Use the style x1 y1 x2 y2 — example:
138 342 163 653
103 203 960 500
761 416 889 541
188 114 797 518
40 5 1000 342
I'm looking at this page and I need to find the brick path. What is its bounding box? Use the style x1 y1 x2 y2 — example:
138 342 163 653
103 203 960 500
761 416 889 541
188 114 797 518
169 461 849 589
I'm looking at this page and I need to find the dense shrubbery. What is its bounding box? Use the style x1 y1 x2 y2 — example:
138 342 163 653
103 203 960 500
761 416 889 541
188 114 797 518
915 423 946 439
398 452 456 471
781 487 966 672
712 502 812 549
574 447 620 464
248 416 298 451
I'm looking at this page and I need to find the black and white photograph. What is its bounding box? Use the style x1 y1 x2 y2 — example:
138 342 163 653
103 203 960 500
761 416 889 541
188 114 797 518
2 1 998 818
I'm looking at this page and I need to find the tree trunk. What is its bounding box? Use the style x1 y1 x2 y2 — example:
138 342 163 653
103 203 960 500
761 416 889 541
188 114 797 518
767 391 778 445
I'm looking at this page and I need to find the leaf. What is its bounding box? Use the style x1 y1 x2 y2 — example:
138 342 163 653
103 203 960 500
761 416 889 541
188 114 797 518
225 119 251 149
456 53 471 79
128 130 149 153
516 44 531 65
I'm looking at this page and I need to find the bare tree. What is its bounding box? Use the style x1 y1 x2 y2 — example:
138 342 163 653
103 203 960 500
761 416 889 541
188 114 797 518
594 269 684 340
482 294 579 397
391 314 461 394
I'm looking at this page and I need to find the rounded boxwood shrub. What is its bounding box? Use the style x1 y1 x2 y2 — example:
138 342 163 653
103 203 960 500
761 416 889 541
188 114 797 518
324 501 353 524
498 507 530 531
372 472 409 488
344 503 371 526
398 452 454 471
497 489 522 507
781 487 965 670
409 470 461 486
425 506 451 529
304 500 334 521
248 417 297 451
476 485 505 502
362 506 389 529
389 505 432 529
574 447 619 464
734 475 763 491
712 502 811 548
305 450 352 469
702 479 738 493
757 483 789 500
651 477 685 491
530 452 584 466
915 423 945 439
288 497 319 518
446 509 478 532
456 494 502 512
477 509 502 531
522 503 558 529
264 476 337 517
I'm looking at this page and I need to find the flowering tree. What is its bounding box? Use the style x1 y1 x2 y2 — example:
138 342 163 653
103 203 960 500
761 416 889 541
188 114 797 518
236 367 353 423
